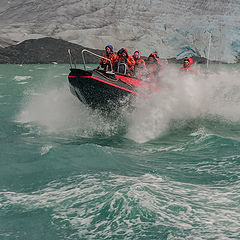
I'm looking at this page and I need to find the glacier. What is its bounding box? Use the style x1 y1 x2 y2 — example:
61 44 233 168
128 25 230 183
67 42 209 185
0 0 240 62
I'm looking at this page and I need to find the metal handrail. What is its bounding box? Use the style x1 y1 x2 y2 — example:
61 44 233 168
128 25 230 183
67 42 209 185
68 49 76 69
81 49 113 72
68 48 114 72
68 49 72 68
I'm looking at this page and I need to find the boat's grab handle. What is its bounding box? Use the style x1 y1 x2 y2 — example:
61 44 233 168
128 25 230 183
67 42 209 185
68 49 77 69
68 48 114 73
81 49 113 72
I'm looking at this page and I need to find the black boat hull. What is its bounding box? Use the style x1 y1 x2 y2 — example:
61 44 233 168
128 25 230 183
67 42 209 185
68 68 140 110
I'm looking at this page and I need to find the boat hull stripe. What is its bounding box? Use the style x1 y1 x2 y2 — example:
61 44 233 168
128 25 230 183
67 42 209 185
77 75 138 95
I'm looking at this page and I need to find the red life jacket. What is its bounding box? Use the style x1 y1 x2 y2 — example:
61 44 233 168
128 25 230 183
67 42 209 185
100 52 118 71
116 48 135 75
179 57 197 73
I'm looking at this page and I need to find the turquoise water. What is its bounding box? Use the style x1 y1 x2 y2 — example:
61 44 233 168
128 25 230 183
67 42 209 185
0 64 240 239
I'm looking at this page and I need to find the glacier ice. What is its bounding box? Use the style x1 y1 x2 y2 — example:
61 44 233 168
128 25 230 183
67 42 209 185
0 0 239 62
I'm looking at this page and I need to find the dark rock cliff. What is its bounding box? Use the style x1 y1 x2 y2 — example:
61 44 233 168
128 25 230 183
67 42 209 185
0 37 105 64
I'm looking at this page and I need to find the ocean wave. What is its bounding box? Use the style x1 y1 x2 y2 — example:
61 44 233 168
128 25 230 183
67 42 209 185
1 173 239 239
2 64 240 240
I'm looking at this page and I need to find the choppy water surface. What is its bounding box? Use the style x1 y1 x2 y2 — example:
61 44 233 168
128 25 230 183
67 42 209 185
0 64 239 239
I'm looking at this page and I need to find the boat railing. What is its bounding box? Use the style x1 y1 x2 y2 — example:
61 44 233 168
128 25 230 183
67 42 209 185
68 49 76 69
68 49 114 73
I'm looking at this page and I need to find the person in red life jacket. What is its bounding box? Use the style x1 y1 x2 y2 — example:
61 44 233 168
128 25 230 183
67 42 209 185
132 50 146 78
153 50 165 69
133 50 145 66
146 53 160 82
179 57 197 73
154 50 160 62
116 48 135 76
99 45 118 71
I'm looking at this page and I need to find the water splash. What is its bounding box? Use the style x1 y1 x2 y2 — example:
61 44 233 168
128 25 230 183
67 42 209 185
127 66 240 142
17 84 126 137
16 66 240 142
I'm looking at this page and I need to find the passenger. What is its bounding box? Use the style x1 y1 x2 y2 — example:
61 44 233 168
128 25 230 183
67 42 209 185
146 53 160 82
179 57 197 73
132 50 146 79
153 50 160 61
116 48 135 76
154 50 165 69
99 45 118 71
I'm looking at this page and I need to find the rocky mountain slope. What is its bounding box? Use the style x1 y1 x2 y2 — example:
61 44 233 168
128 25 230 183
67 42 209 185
0 37 105 64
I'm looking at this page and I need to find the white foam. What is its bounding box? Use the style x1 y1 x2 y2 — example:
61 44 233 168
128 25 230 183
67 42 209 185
13 76 32 81
17 81 28 85
1 172 239 239
36 67 48 70
40 145 53 155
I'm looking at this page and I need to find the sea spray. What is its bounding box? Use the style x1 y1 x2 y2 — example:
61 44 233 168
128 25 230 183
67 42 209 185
16 65 240 142
17 84 127 137
127 66 240 142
